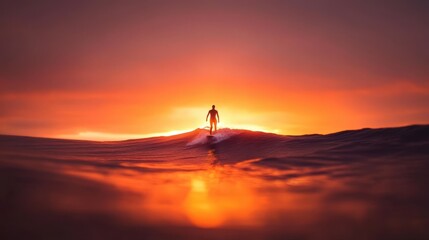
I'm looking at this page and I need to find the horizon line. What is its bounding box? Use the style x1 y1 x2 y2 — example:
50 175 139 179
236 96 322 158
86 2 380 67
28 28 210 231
0 124 428 142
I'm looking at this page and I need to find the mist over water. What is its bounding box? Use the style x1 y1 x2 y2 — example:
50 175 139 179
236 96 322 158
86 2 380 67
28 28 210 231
1 126 429 239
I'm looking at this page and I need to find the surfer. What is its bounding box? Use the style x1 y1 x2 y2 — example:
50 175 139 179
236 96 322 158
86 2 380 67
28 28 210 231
206 105 220 135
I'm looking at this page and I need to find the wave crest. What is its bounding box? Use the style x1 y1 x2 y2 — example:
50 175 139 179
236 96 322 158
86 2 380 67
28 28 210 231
186 128 239 146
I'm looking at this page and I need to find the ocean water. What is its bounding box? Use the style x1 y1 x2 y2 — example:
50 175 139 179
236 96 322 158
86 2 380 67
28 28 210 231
1 125 429 240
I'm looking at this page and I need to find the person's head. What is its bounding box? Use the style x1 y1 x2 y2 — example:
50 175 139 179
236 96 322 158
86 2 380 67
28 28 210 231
212 105 215 109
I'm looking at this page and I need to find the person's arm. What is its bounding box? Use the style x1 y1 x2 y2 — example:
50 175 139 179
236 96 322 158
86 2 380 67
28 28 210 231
206 111 210 122
217 112 220 123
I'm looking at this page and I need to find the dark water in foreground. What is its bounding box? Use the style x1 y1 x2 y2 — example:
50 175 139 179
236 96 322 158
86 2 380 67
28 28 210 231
1 125 429 240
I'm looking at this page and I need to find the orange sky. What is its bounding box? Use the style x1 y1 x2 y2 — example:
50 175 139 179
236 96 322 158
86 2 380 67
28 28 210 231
1 1 428 140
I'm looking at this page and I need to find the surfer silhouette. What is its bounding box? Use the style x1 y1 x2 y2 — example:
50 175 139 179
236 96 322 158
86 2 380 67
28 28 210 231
206 105 220 135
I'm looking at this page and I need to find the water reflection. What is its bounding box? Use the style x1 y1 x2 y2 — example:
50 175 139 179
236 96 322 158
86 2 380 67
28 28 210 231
2 149 429 239
183 148 259 228
207 148 219 167
50 158 370 227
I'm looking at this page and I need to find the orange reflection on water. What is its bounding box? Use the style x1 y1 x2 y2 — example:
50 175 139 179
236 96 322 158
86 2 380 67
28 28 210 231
184 178 227 228
62 167 261 227
52 146 373 231
57 148 265 228
183 173 257 228
181 149 259 228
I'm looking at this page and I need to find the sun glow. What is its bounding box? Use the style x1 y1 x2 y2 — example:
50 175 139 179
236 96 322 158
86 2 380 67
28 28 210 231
57 129 193 141
54 106 284 141
184 178 225 228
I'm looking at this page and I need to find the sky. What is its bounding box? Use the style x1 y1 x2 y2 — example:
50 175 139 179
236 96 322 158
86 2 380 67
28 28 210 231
1 0 428 140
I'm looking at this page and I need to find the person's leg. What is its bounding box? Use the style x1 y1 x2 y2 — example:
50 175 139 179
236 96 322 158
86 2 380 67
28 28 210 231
209 121 213 135
214 120 217 133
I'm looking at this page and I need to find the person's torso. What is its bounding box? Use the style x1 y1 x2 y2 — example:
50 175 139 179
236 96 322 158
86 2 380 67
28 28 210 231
209 110 217 118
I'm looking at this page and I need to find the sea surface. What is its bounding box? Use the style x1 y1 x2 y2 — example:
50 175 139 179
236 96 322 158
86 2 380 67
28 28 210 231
1 125 429 240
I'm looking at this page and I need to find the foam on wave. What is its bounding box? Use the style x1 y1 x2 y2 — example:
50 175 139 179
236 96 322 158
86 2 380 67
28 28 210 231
186 128 239 146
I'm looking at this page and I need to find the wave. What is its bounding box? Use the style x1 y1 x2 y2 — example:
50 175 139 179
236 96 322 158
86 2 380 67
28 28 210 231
1 125 429 164
186 128 239 146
